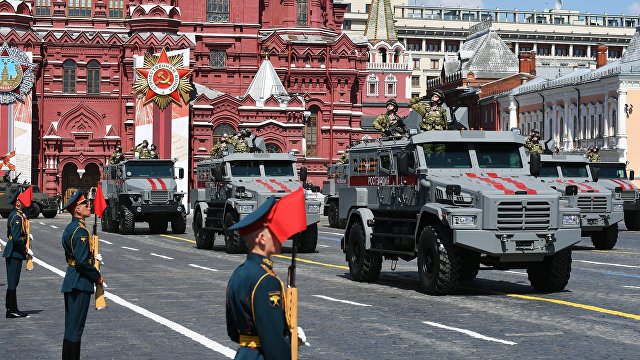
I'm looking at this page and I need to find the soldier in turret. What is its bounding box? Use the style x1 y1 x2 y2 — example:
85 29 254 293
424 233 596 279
373 99 407 137
149 144 159 159
587 147 601 162
133 140 152 159
109 145 125 165
211 135 229 158
525 129 544 155
410 89 448 132
339 149 349 164
234 131 250 153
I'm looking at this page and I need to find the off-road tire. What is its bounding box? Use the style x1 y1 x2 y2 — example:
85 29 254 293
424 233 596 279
42 210 57 219
25 203 40 219
527 249 572 292
194 210 214 250
328 202 341 228
297 223 318 253
624 210 640 231
171 211 187 234
224 212 246 254
149 221 169 234
119 206 135 234
417 225 460 295
347 222 382 282
591 225 618 250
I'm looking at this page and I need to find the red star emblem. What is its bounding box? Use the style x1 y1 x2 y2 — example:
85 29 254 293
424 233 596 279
133 49 193 109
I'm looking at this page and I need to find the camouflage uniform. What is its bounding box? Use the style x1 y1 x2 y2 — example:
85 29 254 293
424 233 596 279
211 137 228 158
587 149 601 162
372 114 406 137
525 137 544 155
409 96 448 132
339 151 349 164
109 147 125 164
134 141 152 159
234 136 250 153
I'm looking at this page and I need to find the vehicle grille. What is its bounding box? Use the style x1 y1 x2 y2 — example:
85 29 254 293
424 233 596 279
150 191 169 203
577 196 608 213
496 201 551 231
620 191 638 202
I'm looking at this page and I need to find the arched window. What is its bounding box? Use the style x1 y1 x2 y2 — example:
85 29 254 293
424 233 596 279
305 106 319 157
379 48 387 63
305 54 312 68
384 75 397 97
87 60 101 95
265 143 282 153
366 74 378 97
206 0 229 22
394 49 401 63
63 60 76 94
296 0 308 26
213 123 236 144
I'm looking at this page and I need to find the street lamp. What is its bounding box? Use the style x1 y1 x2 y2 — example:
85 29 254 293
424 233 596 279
77 168 85 179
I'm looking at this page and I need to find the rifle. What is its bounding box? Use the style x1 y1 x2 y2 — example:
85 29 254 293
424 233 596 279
91 216 106 309
285 237 299 360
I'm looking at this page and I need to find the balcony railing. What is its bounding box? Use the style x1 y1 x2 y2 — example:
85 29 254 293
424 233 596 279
366 62 412 71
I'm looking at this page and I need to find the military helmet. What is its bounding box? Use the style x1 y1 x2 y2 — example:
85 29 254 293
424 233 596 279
432 89 445 100
531 129 540 136
115 145 122 152
142 140 149 146
386 98 398 111
150 143 157 150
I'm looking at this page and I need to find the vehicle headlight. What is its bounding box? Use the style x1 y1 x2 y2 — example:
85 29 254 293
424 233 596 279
613 204 624 212
452 215 476 226
237 204 254 214
562 214 580 226
307 204 321 214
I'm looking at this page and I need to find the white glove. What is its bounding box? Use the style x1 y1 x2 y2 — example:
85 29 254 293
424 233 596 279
29 234 33 241
95 253 103 264
101 282 108 289
297 326 310 347
27 248 33 256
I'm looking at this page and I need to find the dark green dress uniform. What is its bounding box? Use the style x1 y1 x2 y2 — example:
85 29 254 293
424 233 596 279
226 253 290 360
4 194 29 318
61 191 101 359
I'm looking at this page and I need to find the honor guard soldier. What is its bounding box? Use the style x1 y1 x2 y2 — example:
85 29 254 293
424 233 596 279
133 140 152 159
525 129 544 155
150 143 160 159
410 89 448 132
373 99 407 137
4 189 32 318
226 196 308 359
61 190 103 360
109 145 125 165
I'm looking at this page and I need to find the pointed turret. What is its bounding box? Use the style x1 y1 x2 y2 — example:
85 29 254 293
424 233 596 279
244 59 289 108
364 0 397 42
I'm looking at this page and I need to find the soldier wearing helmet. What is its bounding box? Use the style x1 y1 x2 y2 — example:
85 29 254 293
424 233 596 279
373 98 407 137
133 140 152 159
211 134 229 158
150 143 159 159
109 145 125 164
587 147 601 162
234 131 250 153
410 89 448 132
525 129 544 155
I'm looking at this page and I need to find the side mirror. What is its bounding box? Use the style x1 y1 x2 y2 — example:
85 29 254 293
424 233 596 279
300 166 308 183
213 167 224 182
530 153 541 177
178 168 184 179
591 167 599 182
396 153 411 177
630 170 635 181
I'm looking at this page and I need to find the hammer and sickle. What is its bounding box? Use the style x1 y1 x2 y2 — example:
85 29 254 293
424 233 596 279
155 70 171 85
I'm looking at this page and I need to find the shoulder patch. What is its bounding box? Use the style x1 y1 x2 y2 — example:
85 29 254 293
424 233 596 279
80 236 87 243
268 291 281 308
262 258 273 267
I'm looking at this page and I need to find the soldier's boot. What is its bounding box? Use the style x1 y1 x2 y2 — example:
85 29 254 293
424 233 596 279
62 339 81 360
6 289 28 318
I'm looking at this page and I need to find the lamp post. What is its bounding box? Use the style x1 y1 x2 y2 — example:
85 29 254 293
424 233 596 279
77 168 86 179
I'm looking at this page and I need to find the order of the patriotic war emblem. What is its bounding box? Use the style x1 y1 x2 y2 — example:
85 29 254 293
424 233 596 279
0 43 35 105
132 48 193 110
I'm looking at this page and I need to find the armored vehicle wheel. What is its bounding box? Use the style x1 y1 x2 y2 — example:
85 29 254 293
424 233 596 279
591 225 618 250
42 210 57 219
119 206 135 234
171 211 187 234
328 202 345 228
194 211 214 250
149 221 169 234
527 249 572 292
624 211 640 231
25 203 40 219
459 262 480 281
347 222 382 282
297 223 318 253
0 212 9 218
224 212 246 254
417 225 460 295
102 205 118 233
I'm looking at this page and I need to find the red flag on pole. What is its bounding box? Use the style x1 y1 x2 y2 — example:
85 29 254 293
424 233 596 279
94 183 107 218
266 187 307 244
17 186 33 208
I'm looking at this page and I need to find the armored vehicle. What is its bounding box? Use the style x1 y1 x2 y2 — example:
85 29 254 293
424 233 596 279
339 131 582 295
538 155 624 249
322 163 349 228
0 176 58 219
101 159 186 234
191 150 321 254
588 161 640 230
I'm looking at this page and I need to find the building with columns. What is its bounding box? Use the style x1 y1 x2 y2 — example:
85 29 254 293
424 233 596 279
0 0 371 203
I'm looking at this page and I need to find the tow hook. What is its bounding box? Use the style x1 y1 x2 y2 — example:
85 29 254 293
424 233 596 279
545 234 556 244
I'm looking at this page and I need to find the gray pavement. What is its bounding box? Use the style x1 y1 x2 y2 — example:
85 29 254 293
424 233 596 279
1 213 639 359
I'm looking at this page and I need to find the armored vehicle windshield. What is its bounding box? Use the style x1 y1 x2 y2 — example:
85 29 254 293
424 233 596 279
125 161 175 177
595 164 627 179
229 160 295 177
560 164 589 178
475 143 523 169
423 143 471 169
540 163 559 177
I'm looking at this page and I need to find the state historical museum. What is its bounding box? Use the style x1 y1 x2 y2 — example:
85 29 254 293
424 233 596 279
0 0 369 204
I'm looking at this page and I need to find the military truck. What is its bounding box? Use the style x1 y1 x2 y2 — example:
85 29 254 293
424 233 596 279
322 163 349 228
338 131 582 295
100 159 186 234
588 161 640 230
538 155 624 249
191 146 321 254
0 176 58 219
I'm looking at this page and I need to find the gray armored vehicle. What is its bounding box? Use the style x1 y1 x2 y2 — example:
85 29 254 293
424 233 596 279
0 175 58 219
339 131 582 295
100 159 186 234
538 155 624 249
588 161 639 230
322 163 349 228
191 146 321 254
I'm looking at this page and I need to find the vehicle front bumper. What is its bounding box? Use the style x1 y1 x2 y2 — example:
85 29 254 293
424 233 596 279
130 204 184 214
580 211 624 232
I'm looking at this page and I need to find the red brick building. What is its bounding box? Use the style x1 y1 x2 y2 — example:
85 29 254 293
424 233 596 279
0 0 369 204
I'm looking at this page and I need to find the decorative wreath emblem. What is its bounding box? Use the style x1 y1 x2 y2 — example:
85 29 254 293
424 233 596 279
0 43 34 105
133 48 193 110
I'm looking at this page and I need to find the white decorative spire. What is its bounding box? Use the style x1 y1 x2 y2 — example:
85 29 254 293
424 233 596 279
244 59 289 107
364 0 397 42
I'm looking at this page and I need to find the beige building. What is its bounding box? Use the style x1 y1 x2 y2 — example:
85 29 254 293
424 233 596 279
344 0 640 98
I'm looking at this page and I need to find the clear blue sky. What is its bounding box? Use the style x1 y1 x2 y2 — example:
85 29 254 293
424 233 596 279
413 1 640 15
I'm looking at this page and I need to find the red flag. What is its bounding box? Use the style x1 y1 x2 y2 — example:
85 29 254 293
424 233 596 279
94 183 107 218
266 187 307 243
17 186 33 208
